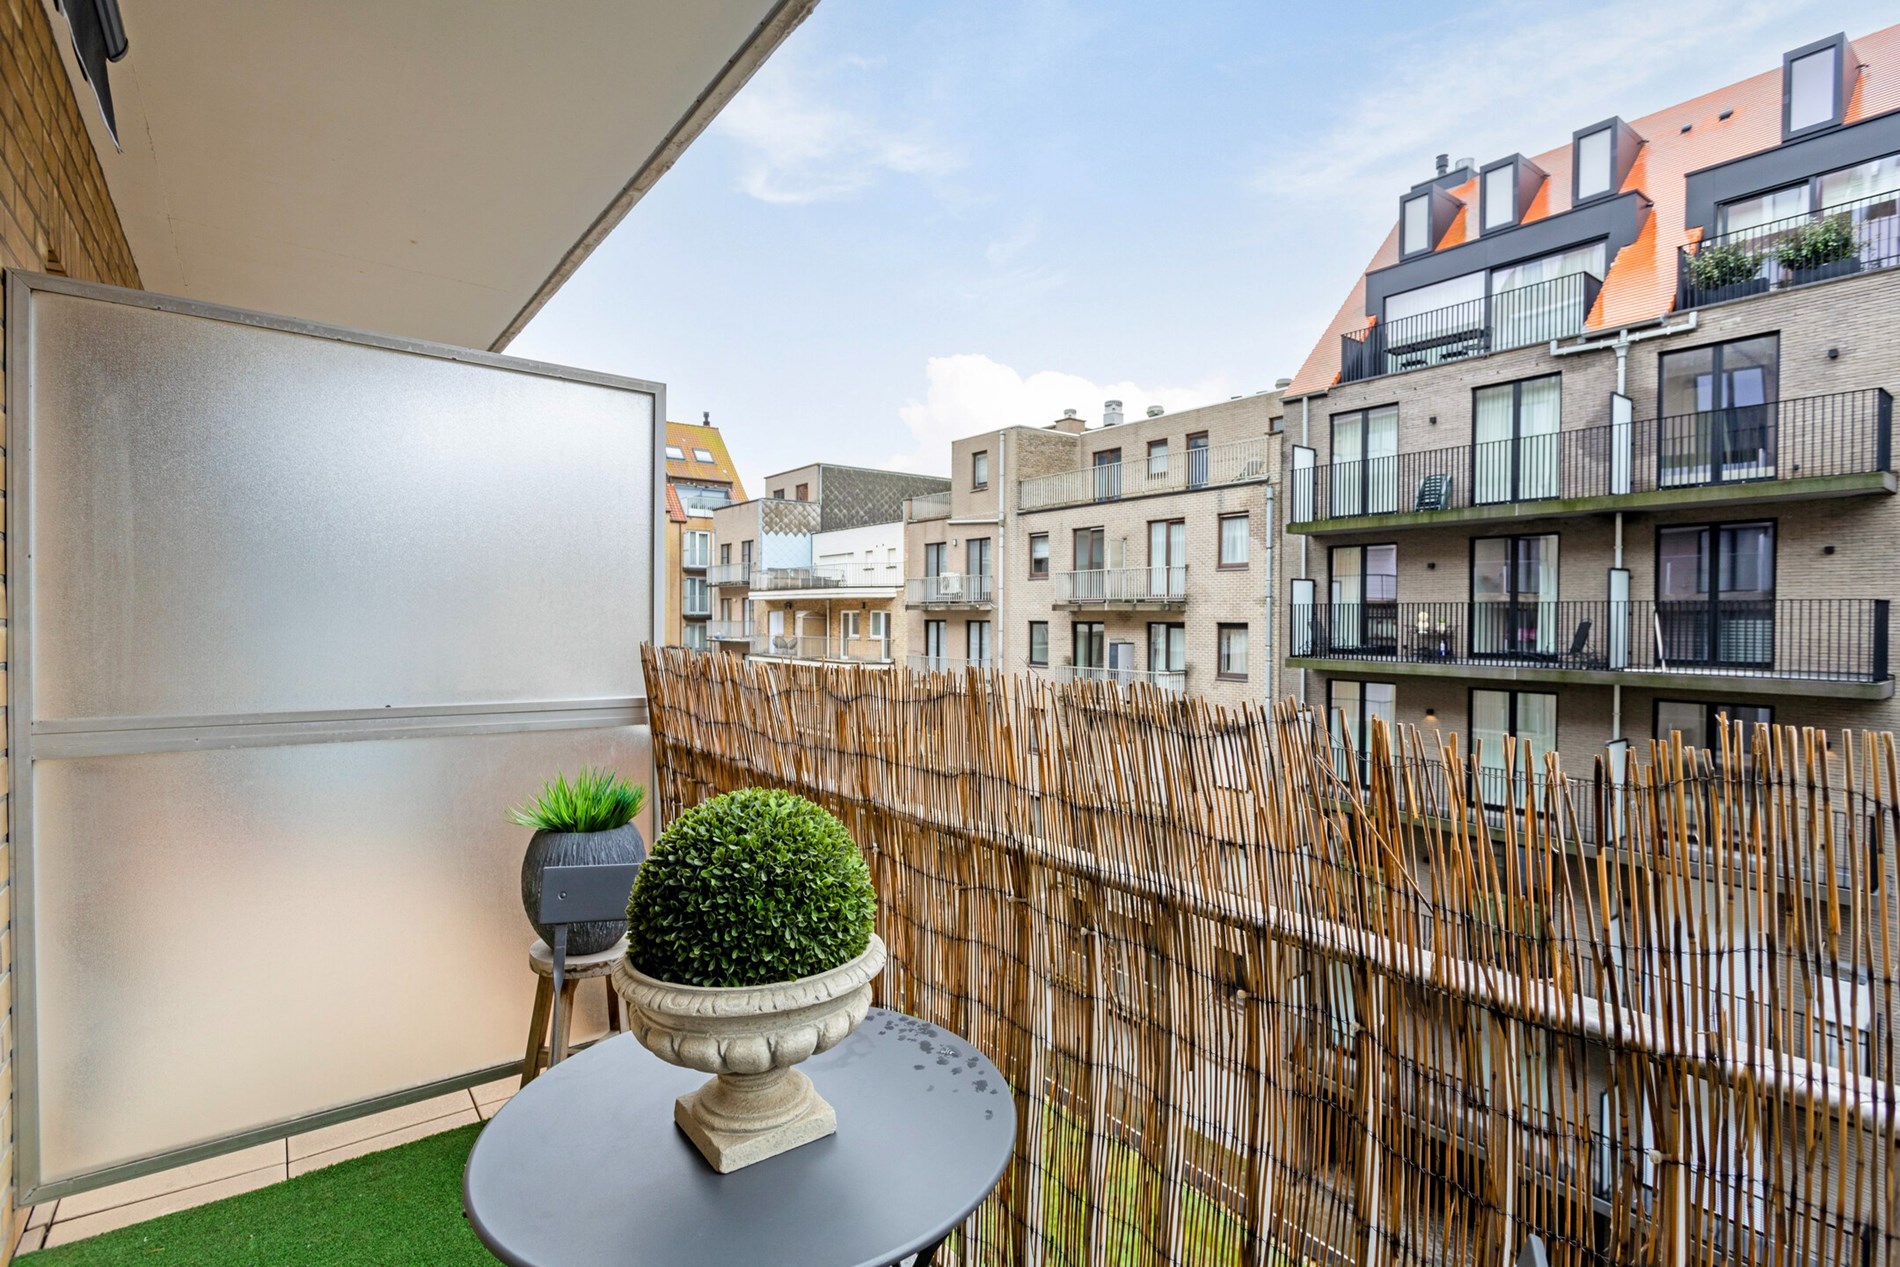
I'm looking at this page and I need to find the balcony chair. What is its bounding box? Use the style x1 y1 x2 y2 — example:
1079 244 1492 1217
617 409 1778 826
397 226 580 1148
522 861 642 1085
1414 473 1452 512
1562 618 1605 669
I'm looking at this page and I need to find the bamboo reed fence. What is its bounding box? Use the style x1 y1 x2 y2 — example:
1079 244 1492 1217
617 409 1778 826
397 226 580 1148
641 645 1900 1267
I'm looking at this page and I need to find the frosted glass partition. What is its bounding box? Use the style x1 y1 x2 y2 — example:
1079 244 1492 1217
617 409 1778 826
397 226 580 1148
7 275 663 1196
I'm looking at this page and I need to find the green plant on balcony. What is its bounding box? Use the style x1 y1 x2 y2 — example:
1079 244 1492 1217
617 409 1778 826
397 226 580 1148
625 787 875 988
1774 213 1858 273
510 768 648 954
1686 240 1764 291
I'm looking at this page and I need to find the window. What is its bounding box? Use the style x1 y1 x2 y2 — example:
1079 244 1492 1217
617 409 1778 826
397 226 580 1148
869 610 888 641
1028 533 1050 578
1658 335 1779 486
842 610 862 641
1655 700 1772 765
681 576 710 617
1483 164 1517 233
923 541 947 577
1147 519 1185 599
1471 534 1558 656
1470 689 1557 808
795 482 809 501
1385 271 1484 324
1329 544 1397 653
740 540 754 568
1147 439 1169 478
1092 448 1122 501
971 450 989 490
1472 375 1561 504
1217 624 1249 680
1186 433 1209 489
1718 183 1809 236
680 623 707 650
1401 193 1431 255
966 620 991 666
682 529 711 569
772 489 785 500
1148 622 1185 684
1218 514 1249 567
1574 126 1613 201
1489 242 1607 294
1329 405 1398 517
1329 680 1395 785
1656 521 1776 669
1073 621 1106 673
1028 621 1049 666
719 542 731 565
692 447 715 463
923 619 947 667
966 537 991 579
665 444 685 461
1817 152 1900 209
1784 39 1843 138
1489 244 1606 349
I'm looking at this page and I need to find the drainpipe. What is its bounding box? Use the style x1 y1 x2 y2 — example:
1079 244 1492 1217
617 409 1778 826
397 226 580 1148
1612 341 1628 743
1298 397 1311 708
996 435 1007 672
1265 483 1276 705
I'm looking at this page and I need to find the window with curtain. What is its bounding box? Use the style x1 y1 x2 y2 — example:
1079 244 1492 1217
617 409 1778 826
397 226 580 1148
1218 514 1249 567
1330 405 1398 517
1489 243 1605 349
1718 184 1810 236
1028 621 1049 666
1147 623 1186 679
1028 533 1049 577
1329 679 1395 785
1147 439 1169 478
1217 624 1249 679
1471 689 1557 808
1329 544 1397 652
1472 375 1561 504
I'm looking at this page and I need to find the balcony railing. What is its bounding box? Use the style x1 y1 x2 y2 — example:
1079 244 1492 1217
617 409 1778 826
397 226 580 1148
905 491 953 521
1053 664 1188 693
1340 272 1602 384
906 573 994 606
1017 436 1270 512
709 563 752 586
1289 390 1894 524
707 620 754 641
755 633 894 662
907 654 992 674
1290 598 1890 684
749 563 904 592
1054 566 1188 606
1678 190 1900 310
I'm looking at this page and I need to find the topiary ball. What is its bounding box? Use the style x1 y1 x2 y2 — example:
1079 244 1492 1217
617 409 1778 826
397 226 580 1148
626 788 877 988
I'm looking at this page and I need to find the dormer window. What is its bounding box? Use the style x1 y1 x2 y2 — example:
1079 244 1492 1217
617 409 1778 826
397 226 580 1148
1575 128 1612 200
1477 154 1547 235
1570 117 1641 206
1402 194 1431 255
1783 34 1853 140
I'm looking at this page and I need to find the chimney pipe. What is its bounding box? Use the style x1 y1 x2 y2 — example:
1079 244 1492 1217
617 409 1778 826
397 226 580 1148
1435 153 1449 176
1103 399 1123 428
1146 405 1165 418
702 410 711 424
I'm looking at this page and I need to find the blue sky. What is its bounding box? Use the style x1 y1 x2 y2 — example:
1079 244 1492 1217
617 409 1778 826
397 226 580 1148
510 0 1892 493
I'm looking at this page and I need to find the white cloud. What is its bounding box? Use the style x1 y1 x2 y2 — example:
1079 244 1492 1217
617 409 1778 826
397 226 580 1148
714 53 962 204
883 354 1237 473
1271 0 1893 253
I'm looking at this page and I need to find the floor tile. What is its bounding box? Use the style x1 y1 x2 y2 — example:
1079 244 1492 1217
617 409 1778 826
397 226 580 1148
15 1222 47 1255
287 1106 479 1179
287 1090 475 1161
56 1141 286 1219
43 1166 283 1248
25 1202 54 1229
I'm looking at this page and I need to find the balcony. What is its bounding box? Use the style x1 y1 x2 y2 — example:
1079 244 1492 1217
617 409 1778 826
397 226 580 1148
1017 436 1270 512
907 654 992 673
1052 664 1187 693
1678 191 1900 310
905 573 995 608
707 620 756 641
1289 390 1895 534
1288 598 1892 698
1053 566 1187 611
709 562 752 587
1339 272 1601 384
756 632 895 664
905 490 953 521
748 563 904 597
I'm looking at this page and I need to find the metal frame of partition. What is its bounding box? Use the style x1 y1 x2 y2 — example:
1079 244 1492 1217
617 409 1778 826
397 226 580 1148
5 272 667 1200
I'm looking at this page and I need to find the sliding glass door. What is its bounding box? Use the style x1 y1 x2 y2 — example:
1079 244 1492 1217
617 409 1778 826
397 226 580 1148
1330 406 1398 516
1471 689 1556 808
1658 336 1779 487
1473 375 1560 504
1329 544 1398 653
1471 534 1559 657
1655 522 1775 669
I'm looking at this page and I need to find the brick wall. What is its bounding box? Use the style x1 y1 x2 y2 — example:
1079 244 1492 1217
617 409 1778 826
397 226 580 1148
0 2 140 1255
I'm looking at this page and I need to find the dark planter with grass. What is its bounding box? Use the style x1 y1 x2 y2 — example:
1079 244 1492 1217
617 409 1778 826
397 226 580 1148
510 769 647 955
1789 256 1862 286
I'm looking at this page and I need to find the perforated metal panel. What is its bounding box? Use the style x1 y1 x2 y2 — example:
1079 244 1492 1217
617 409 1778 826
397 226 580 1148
7 275 663 1197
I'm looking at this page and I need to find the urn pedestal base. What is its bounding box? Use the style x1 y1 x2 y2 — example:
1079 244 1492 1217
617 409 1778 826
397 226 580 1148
674 1067 837 1173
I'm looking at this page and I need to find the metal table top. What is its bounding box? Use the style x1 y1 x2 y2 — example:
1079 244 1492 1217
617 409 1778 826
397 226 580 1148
464 1008 1016 1267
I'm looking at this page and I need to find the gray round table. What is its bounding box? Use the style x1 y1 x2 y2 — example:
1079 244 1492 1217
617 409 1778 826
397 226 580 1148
464 1007 1016 1267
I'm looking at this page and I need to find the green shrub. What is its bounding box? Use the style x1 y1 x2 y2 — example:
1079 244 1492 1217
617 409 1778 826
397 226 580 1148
1687 240 1763 290
626 788 876 988
506 768 646 833
1775 214 1857 271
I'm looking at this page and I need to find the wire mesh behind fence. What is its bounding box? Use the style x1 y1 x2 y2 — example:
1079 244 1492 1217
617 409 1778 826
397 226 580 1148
641 646 1900 1267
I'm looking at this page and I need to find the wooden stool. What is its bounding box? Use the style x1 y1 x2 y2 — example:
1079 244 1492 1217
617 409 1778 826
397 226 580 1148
520 936 627 1087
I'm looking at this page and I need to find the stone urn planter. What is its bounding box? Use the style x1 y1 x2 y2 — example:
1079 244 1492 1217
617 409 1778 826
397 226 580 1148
520 821 645 955
614 933 886 1173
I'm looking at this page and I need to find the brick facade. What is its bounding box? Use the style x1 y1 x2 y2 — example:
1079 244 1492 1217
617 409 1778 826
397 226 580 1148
1 1 142 1256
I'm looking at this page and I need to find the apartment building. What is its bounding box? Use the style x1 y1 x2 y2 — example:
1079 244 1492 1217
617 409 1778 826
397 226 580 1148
904 393 1283 707
1280 25 1900 788
709 463 951 665
662 418 747 650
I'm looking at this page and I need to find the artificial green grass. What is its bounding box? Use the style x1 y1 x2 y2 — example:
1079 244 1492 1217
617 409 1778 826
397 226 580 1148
21 1122 494 1267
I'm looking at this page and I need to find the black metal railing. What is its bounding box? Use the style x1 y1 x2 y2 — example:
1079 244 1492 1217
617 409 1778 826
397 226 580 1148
1678 189 1900 309
1290 598 1890 683
1290 389 1893 523
1340 272 1601 383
